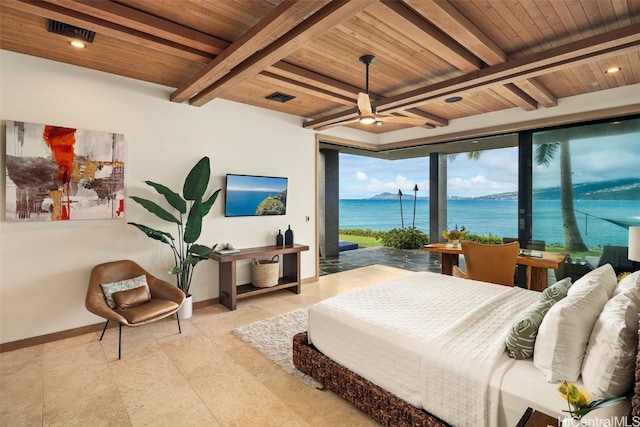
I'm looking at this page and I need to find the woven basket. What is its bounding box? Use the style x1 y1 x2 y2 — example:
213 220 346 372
251 255 279 288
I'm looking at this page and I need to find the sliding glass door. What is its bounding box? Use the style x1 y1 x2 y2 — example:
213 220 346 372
531 117 640 279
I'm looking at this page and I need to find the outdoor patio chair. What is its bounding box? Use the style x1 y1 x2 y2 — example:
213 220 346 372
453 241 520 286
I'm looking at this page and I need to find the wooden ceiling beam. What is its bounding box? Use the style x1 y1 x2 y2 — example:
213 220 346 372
492 84 538 111
403 0 506 66
379 0 481 72
304 23 640 129
514 79 558 108
256 72 356 106
189 0 377 107
401 108 449 127
42 0 228 55
404 0 551 113
267 62 362 101
171 0 329 103
6 0 217 63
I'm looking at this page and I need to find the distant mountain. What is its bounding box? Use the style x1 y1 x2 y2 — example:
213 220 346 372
369 192 428 200
366 178 640 201
477 177 640 200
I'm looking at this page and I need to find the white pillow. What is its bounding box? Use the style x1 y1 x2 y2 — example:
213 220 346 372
100 275 150 309
568 263 617 298
533 271 613 382
581 288 639 398
614 270 639 297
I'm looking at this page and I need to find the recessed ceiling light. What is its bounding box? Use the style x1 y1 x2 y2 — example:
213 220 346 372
445 96 462 103
69 40 86 49
605 66 621 74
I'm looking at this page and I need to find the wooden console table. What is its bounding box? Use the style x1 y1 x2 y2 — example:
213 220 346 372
210 244 309 310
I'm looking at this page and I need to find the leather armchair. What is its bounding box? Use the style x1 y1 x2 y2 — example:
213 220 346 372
86 260 185 359
452 241 520 286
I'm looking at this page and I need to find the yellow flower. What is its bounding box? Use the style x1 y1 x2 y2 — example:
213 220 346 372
558 381 624 420
442 225 466 241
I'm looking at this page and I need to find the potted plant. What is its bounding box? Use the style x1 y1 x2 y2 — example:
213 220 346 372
128 156 220 318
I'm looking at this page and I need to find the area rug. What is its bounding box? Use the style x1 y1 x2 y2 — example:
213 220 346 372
233 307 322 388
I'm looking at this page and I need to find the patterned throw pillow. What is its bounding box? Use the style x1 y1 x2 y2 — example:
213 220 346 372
505 277 571 359
539 277 572 303
100 275 150 309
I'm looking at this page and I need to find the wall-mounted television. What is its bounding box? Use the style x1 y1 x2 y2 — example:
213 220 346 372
225 174 288 217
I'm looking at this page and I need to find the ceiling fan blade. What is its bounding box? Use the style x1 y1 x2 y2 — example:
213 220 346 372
376 115 427 125
357 92 373 117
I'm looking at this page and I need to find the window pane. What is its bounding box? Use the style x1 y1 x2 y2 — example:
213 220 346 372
532 118 640 279
446 146 519 240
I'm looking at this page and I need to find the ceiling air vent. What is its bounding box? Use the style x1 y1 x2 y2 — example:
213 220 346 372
265 92 295 103
47 19 95 43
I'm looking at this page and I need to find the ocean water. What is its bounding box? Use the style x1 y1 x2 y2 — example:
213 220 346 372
225 190 283 216
339 199 639 248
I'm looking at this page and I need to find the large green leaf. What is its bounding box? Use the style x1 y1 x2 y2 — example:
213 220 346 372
535 142 559 167
189 243 214 258
128 222 174 244
144 181 186 214
201 188 221 216
130 196 181 224
184 199 203 243
183 157 210 201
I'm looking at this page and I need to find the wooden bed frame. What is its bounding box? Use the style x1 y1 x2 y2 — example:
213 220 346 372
293 324 640 427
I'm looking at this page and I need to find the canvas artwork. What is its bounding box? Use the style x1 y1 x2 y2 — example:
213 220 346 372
5 120 125 222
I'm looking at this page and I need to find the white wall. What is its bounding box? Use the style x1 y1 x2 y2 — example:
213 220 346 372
0 51 318 344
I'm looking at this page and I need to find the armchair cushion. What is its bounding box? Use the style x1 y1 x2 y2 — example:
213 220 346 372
113 286 151 309
100 274 150 309
114 299 180 324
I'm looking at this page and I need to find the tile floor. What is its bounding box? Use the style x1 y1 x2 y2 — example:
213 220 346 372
0 265 414 427
319 246 444 276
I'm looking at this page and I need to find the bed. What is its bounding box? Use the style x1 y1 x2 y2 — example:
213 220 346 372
293 270 639 427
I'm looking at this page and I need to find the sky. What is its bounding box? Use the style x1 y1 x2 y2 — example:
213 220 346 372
339 132 639 199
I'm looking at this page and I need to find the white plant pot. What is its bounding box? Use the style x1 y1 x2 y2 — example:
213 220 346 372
177 294 193 319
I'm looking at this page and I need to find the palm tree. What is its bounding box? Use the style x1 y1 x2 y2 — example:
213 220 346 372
535 140 588 252
534 119 638 252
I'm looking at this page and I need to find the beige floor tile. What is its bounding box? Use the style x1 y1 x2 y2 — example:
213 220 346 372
0 346 43 426
0 266 411 427
109 351 214 425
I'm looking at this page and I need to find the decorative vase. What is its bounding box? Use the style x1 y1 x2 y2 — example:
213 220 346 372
449 239 460 246
284 225 294 246
178 294 193 319
276 229 284 246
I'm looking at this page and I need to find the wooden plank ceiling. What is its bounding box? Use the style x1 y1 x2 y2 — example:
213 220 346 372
1 0 639 134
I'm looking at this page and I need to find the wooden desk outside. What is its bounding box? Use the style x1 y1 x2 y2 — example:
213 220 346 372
423 243 567 291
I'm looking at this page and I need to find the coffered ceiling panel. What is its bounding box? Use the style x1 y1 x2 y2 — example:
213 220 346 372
1 0 638 135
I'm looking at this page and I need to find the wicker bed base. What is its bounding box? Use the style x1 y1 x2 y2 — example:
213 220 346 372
292 332 449 427
295 329 640 426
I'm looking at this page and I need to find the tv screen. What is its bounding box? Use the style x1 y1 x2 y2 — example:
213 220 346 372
225 174 288 217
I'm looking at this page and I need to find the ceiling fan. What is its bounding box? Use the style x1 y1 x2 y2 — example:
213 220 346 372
331 55 428 128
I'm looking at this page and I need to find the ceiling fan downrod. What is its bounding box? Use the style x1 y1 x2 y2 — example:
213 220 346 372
359 54 375 94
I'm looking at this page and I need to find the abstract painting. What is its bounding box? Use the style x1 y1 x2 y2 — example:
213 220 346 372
5 120 125 222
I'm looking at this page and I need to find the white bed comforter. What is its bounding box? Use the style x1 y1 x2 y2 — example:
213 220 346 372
308 272 539 427
420 283 537 426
